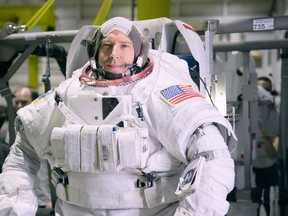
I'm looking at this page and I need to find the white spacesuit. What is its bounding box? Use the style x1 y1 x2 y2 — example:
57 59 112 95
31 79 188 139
0 17 236 216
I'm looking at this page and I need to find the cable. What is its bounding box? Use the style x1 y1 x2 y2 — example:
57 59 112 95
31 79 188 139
32 43 67 77
171 30 180 54
189 65 216 109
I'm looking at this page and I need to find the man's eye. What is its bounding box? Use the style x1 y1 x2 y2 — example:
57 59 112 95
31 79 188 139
122 44 129 48
102 43 112 47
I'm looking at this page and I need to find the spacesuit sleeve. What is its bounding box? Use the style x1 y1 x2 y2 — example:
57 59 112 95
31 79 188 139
174 125 235 216
0 118 40 216
146 83 235 215
0 72 77 216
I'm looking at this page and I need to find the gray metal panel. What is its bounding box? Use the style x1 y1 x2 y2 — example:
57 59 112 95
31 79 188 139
214 39 288 52
218 16 288 34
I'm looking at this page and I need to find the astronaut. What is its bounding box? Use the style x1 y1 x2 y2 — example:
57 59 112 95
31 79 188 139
0 17 236 216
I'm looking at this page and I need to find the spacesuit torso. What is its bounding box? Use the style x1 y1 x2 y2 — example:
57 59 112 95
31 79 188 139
15 49 235 211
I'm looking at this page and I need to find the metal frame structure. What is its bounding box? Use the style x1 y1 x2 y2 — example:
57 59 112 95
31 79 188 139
197 15 288 215
0 26 76 144
207 16 288 192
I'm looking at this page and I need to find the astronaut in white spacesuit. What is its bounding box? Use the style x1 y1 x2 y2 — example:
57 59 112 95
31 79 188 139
0 17 236 216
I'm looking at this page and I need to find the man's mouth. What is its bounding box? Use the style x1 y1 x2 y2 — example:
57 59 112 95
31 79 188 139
106 63 126 72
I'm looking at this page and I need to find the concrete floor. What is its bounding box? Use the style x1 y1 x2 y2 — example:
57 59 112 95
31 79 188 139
227 200 258 216
226 189 288 216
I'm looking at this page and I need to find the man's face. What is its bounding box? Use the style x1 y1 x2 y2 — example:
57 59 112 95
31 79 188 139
98 30 135 74
14 88 32 110
257 80 272 92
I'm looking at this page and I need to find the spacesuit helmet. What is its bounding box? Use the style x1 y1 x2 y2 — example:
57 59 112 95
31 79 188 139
87 17 150 78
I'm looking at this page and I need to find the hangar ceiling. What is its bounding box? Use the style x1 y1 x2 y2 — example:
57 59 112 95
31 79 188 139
0 0 286 30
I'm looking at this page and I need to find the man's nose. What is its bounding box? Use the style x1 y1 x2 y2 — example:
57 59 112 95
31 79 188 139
110 45 120 59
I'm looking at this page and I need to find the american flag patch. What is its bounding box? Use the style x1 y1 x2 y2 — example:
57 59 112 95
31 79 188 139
160 85 203 105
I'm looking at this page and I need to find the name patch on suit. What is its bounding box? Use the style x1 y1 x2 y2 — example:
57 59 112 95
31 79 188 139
160 85 203 105
33 88 55 105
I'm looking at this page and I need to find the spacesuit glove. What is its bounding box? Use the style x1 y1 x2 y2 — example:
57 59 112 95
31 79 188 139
0 170 38 216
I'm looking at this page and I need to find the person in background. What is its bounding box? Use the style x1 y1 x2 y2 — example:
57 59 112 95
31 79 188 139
0 17 236 216
257 77 273 95
251 76 280 216
13 86 53 213
14 86 39 111
257 76 280 112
